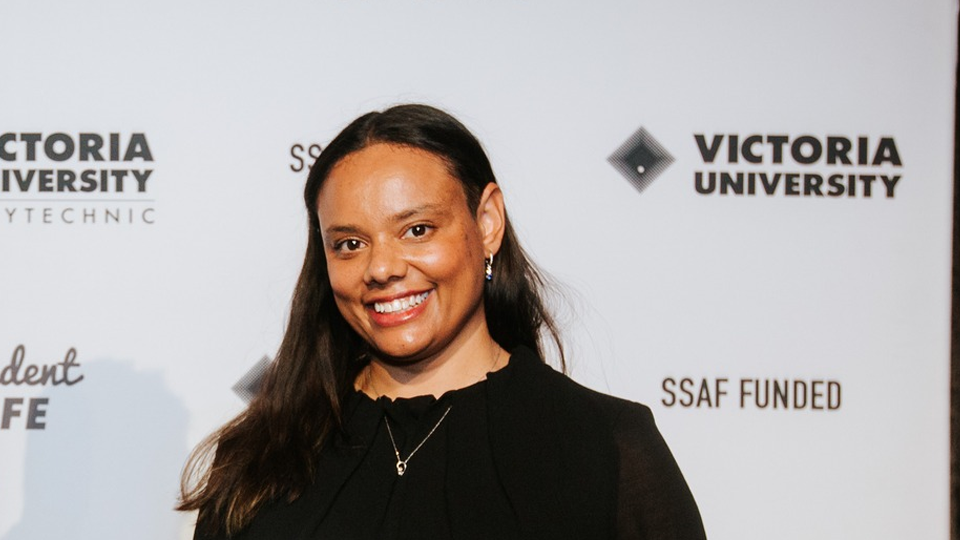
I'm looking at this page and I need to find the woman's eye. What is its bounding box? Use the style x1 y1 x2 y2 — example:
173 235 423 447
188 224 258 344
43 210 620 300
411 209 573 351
335 239 364 252
405 224 431 238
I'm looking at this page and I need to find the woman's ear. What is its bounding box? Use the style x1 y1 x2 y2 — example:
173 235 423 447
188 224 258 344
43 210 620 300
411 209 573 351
476 182 506 256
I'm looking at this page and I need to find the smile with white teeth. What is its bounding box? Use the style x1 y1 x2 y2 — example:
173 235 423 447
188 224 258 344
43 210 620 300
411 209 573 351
373 291 430 314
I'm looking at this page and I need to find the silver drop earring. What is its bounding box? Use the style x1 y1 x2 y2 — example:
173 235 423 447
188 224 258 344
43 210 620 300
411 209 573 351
484 253 494 281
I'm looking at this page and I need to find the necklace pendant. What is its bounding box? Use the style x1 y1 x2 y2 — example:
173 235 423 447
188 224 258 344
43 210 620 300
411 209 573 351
384 405 452 479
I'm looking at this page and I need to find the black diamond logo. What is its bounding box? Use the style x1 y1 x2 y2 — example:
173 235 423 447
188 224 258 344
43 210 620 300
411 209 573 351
608 127 674 194
232 355 272 403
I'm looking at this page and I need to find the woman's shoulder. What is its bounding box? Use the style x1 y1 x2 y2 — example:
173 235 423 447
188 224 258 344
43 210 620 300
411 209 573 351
494 346 706 538
504 345 655 427
507 348 707 539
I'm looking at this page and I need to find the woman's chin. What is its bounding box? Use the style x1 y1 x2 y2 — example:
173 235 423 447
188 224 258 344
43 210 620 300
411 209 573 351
367 338 435 365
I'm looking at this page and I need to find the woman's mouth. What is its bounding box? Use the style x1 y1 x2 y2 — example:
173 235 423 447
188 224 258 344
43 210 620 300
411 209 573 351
372 291 431 314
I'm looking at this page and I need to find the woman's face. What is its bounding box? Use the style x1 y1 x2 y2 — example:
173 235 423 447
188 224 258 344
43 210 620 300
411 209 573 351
316 143 501 363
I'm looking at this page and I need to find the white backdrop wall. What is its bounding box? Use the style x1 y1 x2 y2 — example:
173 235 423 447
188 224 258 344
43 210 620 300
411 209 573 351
0 1 956 539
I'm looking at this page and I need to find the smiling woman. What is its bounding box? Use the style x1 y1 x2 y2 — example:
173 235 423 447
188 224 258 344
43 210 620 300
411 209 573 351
320 143 507 395
178 104 706 540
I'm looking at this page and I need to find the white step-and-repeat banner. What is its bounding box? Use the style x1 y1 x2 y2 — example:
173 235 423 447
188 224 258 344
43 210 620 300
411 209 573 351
1 1 956 538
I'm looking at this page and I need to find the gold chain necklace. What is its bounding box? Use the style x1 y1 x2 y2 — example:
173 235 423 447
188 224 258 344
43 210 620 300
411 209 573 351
365 346 503 476
383 405 452 476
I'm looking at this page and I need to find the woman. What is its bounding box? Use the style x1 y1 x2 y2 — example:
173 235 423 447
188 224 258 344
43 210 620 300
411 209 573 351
179 104 706 539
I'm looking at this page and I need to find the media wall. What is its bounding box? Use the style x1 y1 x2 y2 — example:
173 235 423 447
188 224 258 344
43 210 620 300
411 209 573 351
1 1 956 538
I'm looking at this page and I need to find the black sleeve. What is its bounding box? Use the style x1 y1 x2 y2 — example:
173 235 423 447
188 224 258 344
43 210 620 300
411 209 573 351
613 404 707 540
192 512 223 540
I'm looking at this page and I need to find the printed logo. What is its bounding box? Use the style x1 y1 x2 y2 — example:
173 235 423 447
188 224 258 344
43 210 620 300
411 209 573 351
661 376 841 411
608 124 904 200
608 127 675 194
289 142 323 174
0 132 156 226
693 134 902 198
1 345 85 430
232 355 272 403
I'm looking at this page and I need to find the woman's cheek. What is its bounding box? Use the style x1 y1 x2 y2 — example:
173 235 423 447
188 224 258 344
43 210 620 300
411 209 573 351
327 260 363 302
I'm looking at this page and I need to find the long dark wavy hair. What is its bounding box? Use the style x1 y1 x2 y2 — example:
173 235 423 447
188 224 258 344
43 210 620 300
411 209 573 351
178 104 563 536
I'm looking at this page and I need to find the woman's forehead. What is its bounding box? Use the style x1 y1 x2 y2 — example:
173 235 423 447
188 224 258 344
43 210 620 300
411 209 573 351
317 144 468 222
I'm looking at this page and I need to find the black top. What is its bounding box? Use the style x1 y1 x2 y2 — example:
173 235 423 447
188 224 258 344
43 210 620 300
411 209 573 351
196 347 706 540
316 364 518 539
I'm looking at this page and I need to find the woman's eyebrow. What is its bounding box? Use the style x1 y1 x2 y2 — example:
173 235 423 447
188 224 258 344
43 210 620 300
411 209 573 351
322 204 449 236
389 204 447 222
323 224 362 235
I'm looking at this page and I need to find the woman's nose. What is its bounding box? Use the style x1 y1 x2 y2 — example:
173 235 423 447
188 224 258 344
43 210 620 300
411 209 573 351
363 241 407 286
